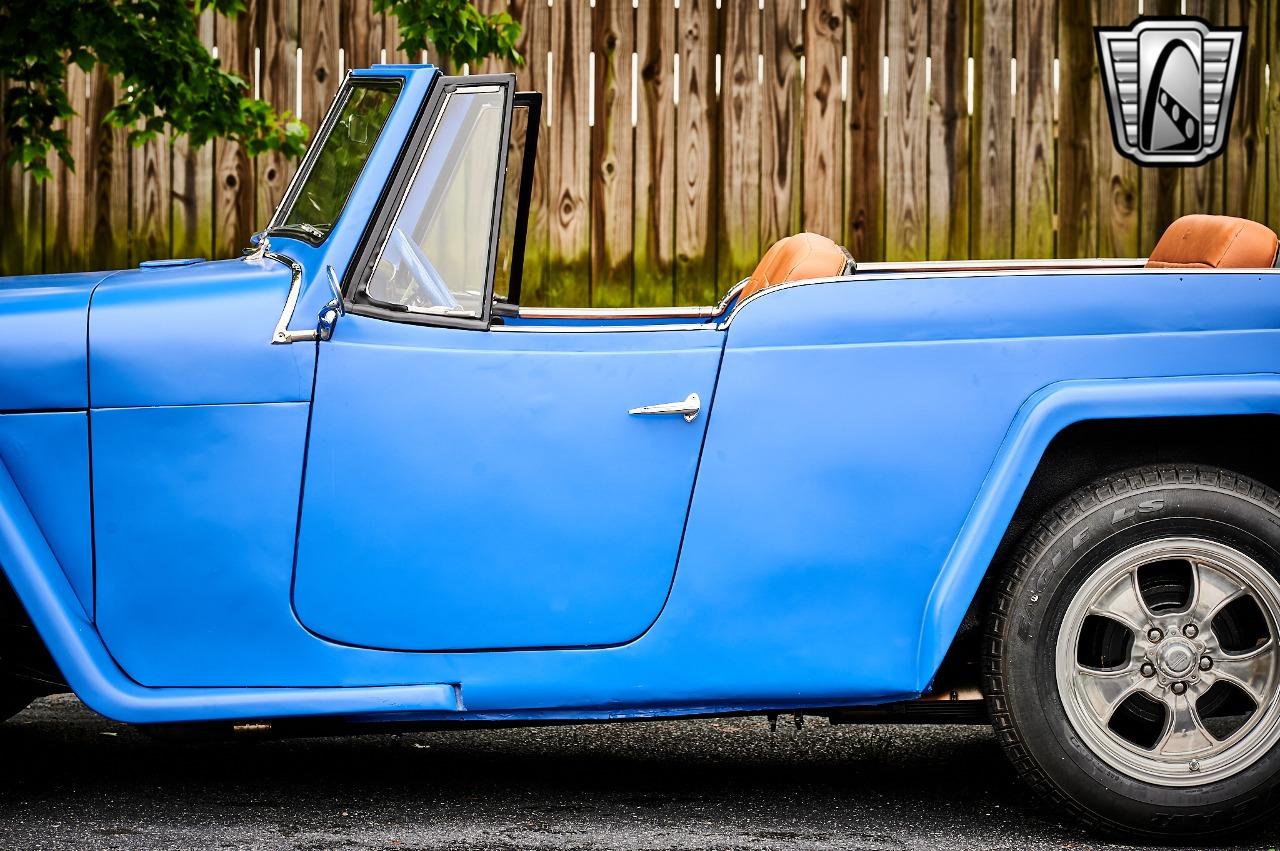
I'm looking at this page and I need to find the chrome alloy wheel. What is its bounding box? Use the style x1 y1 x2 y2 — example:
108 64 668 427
1056 538 1280 786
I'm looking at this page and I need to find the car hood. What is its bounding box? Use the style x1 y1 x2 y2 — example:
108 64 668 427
0 270 115 411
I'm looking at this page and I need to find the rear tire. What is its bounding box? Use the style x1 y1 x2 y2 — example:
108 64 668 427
985 465 1280 840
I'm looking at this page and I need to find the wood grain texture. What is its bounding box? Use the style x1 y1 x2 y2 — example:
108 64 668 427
971 0 1012 259
87 67 130 270
1223 0 1266 224
1057 0 1096 258
885 0 927 261
129 128 171 264
255 0 300 227
1134 0 1181 253
509 0 549 304
590 0 635 307
1268 0 1279 234
760 0 803 254
802 0 843 243
718 0 762 284
927 0 969 261
547 0 591 306
341 0 382 72
1178 0 1225 216
215 8 256 258
44 65 90 273
1093 0 1136 257
173 10 215 260
302 0 341 131
674 0 718 305
1013 0 1054 258
633 0 676 306
844 0 883 260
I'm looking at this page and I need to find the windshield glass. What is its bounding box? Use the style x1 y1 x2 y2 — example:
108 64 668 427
273 81 400 242
364 86 507 318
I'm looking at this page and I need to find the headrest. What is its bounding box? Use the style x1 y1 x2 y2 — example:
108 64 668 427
1147 215 1279 269
740 233 852 300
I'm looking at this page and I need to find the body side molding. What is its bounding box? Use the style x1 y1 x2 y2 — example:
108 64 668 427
916 373 1280 687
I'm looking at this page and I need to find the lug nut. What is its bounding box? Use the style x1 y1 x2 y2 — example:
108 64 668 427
1171 681 1188 695
1148 628 1164 642
1140 662 1156 678
1200 656 1213 672
1183 624 1199 639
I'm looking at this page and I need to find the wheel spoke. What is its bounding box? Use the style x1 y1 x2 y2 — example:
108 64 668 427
1089 571 1151 636
1075 662 1144 721
1189 560 1245 623
1211 640 1276 706
1155 693 1217 757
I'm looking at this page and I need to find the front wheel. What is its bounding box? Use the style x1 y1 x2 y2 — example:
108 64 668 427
986 465 1280 840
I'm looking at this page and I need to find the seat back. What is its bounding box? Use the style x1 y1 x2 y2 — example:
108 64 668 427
1147 214 1279 269
740 232 852 300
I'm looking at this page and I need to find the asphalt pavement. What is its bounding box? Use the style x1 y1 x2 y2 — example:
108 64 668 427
0 694 1275 850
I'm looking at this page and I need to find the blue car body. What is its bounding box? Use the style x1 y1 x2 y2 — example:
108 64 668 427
2 64 1279 728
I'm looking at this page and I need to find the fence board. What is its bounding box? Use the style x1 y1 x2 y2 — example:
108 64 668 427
760 0 802 255
87 68 130 270
845 0 884 260
342 0 382 72
173 10 215 260
972 0 1012 259
927 0 969 261
1269 0 1279 234
590 0 635 307
717 0 762 284
302 0 341 130
1014 0 1055 258
45 66 91 273
674 0 717 305
1093 0 1137 257
547 0 591 306
0 79 37 275
256 0 300 228
1057 0 1095 259
885 0 927 261
215 9 256 258
633 0 676 306
130 130 171 265
802 0 843 243
508 0 549 305
1224 0 1267 223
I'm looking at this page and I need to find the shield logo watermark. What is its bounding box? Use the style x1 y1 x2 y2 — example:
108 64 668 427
1095 17 1245 167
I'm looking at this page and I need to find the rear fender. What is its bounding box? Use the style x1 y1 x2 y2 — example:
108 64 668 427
917 373 1280 687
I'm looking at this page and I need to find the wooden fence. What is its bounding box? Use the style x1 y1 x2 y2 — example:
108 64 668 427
1 0 1278 306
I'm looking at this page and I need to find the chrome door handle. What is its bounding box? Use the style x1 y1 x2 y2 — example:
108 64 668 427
628 393 701 423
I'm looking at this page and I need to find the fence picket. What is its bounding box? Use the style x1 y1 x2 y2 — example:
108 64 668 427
1014 0 1056 258
844 0 883 260
885 0 928 261
802 0 843 244
547 0 591 306
633 0 676 306
760 0 802 256
927 0 969 261
674 0 718 305
590 0 635 307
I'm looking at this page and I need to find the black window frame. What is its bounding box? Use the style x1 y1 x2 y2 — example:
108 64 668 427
343 74 517 332
266 77 404 247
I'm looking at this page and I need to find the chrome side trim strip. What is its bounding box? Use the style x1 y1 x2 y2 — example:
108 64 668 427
262 251 320 344
514 279 747 322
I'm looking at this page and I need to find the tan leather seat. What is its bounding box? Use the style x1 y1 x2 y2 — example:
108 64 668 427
740 232 852 300
1147 214 1280 269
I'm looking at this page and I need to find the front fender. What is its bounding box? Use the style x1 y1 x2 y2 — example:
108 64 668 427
0 457 459 724
917 373 1280 687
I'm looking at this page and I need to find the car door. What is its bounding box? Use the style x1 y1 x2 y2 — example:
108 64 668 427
292 76 724 652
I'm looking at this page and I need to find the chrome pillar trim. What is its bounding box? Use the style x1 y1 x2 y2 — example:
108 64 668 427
628 392 701 423
265 252 320 345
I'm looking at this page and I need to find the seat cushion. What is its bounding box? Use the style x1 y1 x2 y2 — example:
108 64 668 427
740 233 850 300
1147 214 1280 269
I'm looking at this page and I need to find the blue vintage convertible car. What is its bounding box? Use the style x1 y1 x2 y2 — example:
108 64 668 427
3 65 1280 839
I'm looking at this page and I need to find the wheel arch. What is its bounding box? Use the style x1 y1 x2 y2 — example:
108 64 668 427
916 374 1280 689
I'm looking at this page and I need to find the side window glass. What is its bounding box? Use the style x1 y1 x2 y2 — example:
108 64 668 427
365 87 507 319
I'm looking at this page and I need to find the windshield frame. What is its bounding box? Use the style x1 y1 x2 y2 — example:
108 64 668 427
266 76 404 246
342 73 516 332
